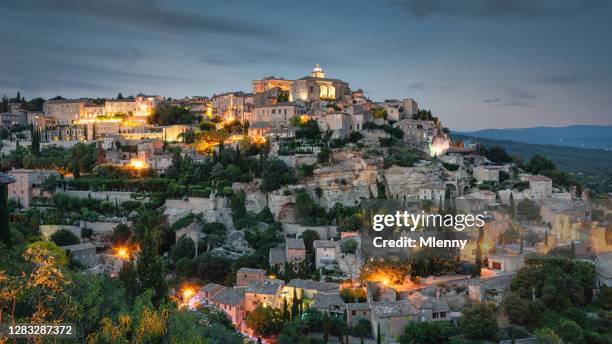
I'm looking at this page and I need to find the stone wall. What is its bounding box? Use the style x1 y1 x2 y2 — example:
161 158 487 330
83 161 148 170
282 224 338 240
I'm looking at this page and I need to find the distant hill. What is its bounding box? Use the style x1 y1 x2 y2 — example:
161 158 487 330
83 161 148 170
452 134 612 194
452 134 612 173
459 125 612 150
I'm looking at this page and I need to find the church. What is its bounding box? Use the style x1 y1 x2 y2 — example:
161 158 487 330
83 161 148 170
289 64 351 102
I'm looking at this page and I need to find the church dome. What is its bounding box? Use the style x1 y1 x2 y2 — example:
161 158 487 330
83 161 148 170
311 63 325 78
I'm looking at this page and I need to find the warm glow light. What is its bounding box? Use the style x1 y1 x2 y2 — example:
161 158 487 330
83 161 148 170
130 159 147 170
299 114 310 124
182 287 195 300
114 246 130 259
383 279 389 286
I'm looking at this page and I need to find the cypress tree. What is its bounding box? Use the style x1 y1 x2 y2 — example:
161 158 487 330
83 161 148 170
291 288 299 320
282 297 290 321
0 181 11 247
31 128 40 155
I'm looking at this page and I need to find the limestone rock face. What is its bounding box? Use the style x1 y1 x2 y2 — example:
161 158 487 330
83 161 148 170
309 151 381 209
268 192 296 223
233 181 267 214
383 164 445 199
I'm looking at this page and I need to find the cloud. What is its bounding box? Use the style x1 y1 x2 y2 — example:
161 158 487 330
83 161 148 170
407 77 456 91
391 0 608 18
407 82 426 90
1 0 277 39
497 101 529 107
538 74 605 84
508 88 537 100
483 87 537 107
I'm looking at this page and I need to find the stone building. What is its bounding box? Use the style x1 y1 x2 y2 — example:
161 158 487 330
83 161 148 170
521 174 553 199
244 278 285 313
313 240 337 269
43 99 87 125
236 267 266 287
290 65 350 102
61 243 98 267
7 169 59 208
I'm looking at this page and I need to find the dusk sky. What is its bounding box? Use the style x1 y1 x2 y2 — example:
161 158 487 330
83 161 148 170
1 0 611 130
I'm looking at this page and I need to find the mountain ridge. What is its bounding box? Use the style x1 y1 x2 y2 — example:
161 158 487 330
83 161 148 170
458 124 612 150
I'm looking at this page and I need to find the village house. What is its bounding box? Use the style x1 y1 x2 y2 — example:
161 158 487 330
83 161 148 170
311 293 346 317
521 174 553 199
7 169 60 208
313 240 337 270
346 303 372 328
286 238 306 263
487 252 525 273
244 278 285 314
540 199 589 241
199 283 225 302
268 238 307 273
61 243 98 267
473 165 506 183
211 286 247 329
418 183 446 206
283 279 340 308
236 267 266 287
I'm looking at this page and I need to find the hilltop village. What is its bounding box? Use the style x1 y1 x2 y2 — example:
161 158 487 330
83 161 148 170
1 65 611 343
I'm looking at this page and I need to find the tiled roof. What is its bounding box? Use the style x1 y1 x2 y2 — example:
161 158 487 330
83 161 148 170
212 287 246 305
287 279 339 292
313 240 335 249
0 173 16 184
200 283 224 294
371 300 418 318
286 238 305 250
246 278 284 295
346 303 371 311
312 292 345 309
269 247 287 264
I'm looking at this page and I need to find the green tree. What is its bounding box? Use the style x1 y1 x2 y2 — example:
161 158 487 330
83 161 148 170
261 159 295 192
599 286 612 310
340 239 358 254
111 223 132 245
291 288 300 320
171 236 195 261
136 228 168 304
245 305 284 339
534 328 561 344
399 321 458 344
459 302 498 340
555 319 584 344
296 191 315 220
299 229 320 257
149 105 196 125
353 318 371 343
50 228 80 246
525 155 556 175
31 128 40 155
502 291 534 325
282 297 290 321
202 222 227 251
0 181 11 246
